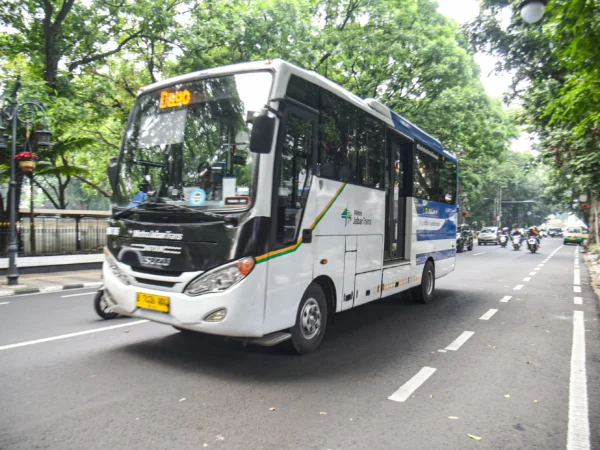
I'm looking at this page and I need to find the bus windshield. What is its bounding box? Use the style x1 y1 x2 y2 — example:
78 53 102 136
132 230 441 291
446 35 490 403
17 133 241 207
113 71 272 212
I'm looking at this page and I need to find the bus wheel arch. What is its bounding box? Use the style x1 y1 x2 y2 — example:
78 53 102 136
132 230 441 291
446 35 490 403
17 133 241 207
412 258 435 304
312 275 337 317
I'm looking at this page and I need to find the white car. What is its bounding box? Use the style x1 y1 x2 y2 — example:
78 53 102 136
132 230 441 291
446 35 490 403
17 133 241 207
478 227 499 245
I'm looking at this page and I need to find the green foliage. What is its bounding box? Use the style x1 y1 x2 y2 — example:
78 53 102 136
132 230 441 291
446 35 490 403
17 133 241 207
1 0 520 213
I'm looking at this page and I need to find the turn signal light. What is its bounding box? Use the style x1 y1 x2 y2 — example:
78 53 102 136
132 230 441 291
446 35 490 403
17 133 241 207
236 257 255 276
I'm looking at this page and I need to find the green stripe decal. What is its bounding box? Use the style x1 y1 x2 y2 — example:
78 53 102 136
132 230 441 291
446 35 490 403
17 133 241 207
256 183 346 264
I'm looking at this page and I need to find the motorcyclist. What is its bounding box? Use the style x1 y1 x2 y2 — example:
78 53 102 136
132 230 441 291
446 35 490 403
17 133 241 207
511 227 524 244
526 226 541 247
499 227 509 246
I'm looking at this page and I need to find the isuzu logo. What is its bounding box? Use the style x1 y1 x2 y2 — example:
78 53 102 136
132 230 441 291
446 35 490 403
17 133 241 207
131 230 183 240
130 243 182 255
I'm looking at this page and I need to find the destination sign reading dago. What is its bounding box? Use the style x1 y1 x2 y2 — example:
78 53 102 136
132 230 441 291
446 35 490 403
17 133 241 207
159 89 192 109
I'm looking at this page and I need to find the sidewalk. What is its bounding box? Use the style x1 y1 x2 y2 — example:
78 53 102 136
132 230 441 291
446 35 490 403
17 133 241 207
584 251 600 299
0 253 103 275
0 269 102 297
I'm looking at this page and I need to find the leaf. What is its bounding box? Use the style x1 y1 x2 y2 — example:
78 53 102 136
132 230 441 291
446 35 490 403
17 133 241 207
467 434 482 441
534 400 540 403
319 412 327 415
269 407 276 411
429 394 434 398
179 398 186 402
448 416 459 420
503 394 510 398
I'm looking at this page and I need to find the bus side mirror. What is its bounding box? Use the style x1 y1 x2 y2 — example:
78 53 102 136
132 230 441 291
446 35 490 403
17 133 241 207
249 109 276 154
107 156 119 192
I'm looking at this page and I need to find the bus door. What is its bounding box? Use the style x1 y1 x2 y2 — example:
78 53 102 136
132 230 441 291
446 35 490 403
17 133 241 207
385 130 411 261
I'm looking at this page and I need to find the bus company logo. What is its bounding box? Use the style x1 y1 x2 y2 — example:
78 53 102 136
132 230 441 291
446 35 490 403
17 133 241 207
341 208 352 226
422 207 439 217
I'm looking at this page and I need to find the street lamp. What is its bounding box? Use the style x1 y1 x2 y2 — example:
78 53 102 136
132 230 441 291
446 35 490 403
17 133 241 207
0 76 52 286
518 0 548 24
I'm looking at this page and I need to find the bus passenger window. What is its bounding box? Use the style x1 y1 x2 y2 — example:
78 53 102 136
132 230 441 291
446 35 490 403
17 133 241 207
276 114 313 246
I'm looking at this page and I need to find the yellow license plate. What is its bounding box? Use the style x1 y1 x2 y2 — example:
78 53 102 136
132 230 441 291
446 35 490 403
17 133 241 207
136 292 170 313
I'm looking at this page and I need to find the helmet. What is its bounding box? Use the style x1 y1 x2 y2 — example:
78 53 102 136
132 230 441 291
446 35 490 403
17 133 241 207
530 226 537 231
502 227 508 232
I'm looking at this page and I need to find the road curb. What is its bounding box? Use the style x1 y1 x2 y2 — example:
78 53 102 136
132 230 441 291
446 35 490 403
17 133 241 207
583 252 600 302
0 281 102 297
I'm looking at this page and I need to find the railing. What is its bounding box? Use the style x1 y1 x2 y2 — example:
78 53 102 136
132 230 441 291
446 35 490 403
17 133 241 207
0 215 109 257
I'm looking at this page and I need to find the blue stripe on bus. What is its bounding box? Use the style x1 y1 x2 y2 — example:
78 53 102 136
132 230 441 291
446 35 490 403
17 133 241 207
417 231 456 241
416 249 456 265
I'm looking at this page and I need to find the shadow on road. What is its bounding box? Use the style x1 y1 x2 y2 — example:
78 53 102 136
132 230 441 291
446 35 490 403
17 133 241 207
112 287 482 384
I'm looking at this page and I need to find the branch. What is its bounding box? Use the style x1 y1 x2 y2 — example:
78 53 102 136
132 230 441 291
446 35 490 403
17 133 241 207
54 0 76 29
314 52 331 70
33 179 60 209
68 30 143 72
338 0 361 31
75 176 111 198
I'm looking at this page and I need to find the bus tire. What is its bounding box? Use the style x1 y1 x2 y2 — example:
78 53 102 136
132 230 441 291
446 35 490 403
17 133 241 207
412 260 435 304
291 283 328 354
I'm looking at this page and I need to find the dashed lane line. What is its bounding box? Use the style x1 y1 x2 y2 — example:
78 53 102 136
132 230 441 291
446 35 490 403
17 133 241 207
567 310 590 450
523 277 531 282
0 301 9 305
0 320 149 351
61 291 97 298
574 269 581 286
479 309 498 321
574 297 583 305
445 331 475 351
514 285 524 291
574 286 582 293
500 296 512 303
388 367 437 402
530 272 537 276
472 252 485 256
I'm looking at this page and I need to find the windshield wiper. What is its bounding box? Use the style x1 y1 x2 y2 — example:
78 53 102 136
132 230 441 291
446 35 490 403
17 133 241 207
113 200 165 219
149 203 239 225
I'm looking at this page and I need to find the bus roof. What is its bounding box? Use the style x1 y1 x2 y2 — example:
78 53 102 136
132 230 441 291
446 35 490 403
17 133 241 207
139 59 456 163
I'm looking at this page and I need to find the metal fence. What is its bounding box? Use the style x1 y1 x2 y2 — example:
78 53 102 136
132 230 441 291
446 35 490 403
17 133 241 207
0 216 108 257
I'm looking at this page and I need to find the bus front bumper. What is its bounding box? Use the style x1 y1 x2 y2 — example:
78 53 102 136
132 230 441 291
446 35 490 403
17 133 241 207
103 264 266 338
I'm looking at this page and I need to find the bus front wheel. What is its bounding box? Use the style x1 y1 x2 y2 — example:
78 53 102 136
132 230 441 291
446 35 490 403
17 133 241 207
412 260 435 304
291 283 328 354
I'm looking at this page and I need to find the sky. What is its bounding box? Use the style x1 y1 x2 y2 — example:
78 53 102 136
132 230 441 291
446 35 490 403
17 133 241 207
436 0 534 153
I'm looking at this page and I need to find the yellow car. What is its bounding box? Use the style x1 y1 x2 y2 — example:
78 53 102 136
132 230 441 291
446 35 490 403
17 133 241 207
563 226 589 245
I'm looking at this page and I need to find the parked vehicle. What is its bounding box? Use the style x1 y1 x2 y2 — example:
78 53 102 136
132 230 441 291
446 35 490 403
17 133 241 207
512 236 521 251
478 227 499 245
563 226 589 245
548 227 563 237
456 224 474 253
527 237 539 253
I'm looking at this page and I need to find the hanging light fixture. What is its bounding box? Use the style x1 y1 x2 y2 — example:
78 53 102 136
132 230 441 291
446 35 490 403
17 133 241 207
518 0 547 24
33 127 52 148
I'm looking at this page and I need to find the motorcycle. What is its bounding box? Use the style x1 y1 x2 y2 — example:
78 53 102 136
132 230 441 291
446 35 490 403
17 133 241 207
512 236 521 251
527 237 539 254
94 286 118 320
499 234 508 248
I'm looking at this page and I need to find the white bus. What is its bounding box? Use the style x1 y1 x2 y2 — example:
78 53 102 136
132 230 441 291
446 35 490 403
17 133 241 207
103 59 458 353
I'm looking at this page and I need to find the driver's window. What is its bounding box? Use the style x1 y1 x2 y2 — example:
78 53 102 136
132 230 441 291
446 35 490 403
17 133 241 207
276 113 313 246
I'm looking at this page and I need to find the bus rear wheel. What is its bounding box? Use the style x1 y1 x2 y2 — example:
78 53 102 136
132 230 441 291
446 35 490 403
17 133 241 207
291 283 328 354
411 260 435 304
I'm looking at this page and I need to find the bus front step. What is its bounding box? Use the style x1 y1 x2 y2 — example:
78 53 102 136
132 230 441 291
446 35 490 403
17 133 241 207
250 331 292 347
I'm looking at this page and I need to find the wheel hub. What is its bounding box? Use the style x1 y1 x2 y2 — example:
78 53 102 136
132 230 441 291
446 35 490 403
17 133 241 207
300 298 321 339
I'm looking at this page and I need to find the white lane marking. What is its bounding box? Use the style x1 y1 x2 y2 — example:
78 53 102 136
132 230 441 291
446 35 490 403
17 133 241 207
567 310 590 450
388 367 437 402
574 286 582 293
514 285 524 291
83 282 102 288
530 272 537 276
523 277 531 282
479 309 498 321
574 269 581 286
0 320 149 351
0 290 15 297
445 331 475 351
40 285 64 293
472 252 485 256
574 297 583 305
500 296 512 303
0 301 10 305
61 291 97 298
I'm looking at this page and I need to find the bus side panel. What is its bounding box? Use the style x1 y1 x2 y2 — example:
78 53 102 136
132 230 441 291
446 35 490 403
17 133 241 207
313 235 345 312
410 198 457 280
380 264 411 298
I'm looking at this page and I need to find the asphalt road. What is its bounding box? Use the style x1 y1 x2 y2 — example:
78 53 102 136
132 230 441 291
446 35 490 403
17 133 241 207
0 239 598 450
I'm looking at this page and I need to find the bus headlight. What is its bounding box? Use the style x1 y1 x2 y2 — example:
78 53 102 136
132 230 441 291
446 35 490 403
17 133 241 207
184 257 255 296
104 248 130 285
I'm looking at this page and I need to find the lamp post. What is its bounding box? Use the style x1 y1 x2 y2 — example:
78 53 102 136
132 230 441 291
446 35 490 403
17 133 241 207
0 76 52 286
518 0 548 23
